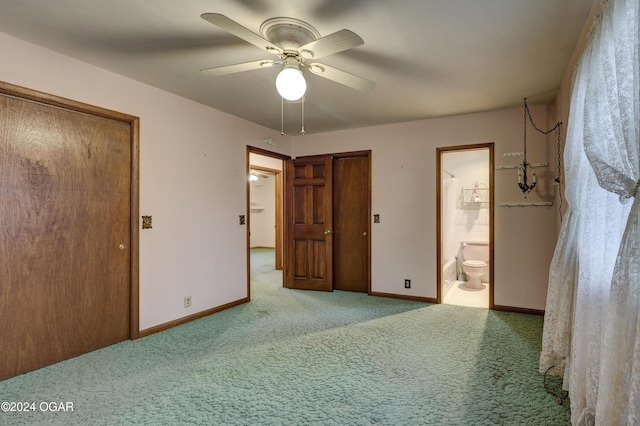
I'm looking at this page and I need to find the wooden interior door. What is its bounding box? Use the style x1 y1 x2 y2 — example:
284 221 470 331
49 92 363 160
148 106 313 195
0 87 135 380
333 154 370 292
274 172 284 270
285 155 333 291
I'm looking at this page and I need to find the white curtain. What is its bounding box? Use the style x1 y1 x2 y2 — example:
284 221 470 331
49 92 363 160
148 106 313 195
583 0 640 422
540 0 639 424
539 54 590 378
442 177 459 262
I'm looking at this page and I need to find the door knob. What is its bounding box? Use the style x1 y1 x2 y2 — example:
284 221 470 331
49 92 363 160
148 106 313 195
323 230 332 235
363 232 367 236
119 243 126 250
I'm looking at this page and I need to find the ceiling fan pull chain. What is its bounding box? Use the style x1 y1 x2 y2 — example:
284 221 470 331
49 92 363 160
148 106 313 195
301 97 305 135
281 96 284 136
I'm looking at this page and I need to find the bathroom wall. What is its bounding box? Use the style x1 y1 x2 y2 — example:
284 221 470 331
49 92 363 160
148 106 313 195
442 149 490 253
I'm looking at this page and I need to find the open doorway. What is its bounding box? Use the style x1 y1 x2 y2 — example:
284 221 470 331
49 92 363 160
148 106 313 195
247 147 289 298
436 144 494 309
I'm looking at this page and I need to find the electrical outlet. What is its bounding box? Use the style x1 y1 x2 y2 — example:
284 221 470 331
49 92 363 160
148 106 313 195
404 279 411 289
184 296 192 308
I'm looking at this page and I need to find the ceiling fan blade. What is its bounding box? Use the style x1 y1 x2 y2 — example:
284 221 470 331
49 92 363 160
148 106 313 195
201 13 281 55
298 29 363 59
200 60 276 76
307 63 376 92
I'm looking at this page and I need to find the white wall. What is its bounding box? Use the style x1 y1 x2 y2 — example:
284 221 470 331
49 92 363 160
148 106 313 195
0 32 292 331
249 175 276 248
250 153 284 171
292 107 558 310
0 29 559 320
249 153 283 249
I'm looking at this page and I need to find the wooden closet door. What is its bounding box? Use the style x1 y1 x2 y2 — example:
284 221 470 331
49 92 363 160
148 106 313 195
284 152 371 293
333 154 370 293
0 92 132 380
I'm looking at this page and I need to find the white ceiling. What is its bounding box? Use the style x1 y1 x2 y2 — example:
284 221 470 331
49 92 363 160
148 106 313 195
0 0 592 135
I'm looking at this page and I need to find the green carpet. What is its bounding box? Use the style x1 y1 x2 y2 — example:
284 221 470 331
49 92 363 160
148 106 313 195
0 249 569 425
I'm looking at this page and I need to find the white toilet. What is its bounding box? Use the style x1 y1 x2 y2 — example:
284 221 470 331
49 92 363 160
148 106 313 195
461 241 489 290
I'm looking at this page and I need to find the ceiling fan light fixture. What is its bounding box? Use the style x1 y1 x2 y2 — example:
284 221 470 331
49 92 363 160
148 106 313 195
276 62 306 101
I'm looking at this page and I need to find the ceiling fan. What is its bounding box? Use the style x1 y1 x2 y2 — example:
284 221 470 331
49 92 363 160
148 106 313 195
200 13 376 101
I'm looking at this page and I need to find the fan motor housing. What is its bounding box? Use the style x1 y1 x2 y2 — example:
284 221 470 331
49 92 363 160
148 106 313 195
260 17 320 53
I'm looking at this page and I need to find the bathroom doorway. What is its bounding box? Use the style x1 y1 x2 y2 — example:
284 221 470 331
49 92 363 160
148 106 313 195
436 144 494 309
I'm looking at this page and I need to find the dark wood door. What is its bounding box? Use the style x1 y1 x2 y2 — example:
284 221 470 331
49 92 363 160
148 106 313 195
0 92 132 379
333 154 370 292
285 155 333 291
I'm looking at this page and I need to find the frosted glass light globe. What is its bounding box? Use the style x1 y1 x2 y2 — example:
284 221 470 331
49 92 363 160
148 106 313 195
276 67 306 101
